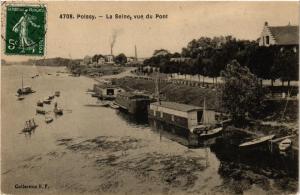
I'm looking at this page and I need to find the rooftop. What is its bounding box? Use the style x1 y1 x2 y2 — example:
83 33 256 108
119 91 150 99
151 101 202 112
268 25 299 45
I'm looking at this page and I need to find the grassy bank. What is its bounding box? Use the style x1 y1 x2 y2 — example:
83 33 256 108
114 77 297 121
114 77 220 110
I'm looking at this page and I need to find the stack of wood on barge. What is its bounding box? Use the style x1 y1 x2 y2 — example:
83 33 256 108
115 91 151 115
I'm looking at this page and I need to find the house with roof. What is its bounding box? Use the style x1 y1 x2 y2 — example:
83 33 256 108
258 21 299 52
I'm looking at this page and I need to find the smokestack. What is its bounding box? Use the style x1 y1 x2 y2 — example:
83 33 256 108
111 45 113 56
134 45 137 61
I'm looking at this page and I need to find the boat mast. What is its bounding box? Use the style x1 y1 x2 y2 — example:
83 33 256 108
202 98 207 125
155 69 161 105
22 74 24 89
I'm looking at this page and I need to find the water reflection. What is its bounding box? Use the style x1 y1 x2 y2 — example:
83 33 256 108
23 128 35 138
148 118 222 148
115 109 149 127
211 138 298 179
121 115 298 183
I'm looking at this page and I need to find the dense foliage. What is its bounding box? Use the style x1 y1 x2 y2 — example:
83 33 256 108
144 36 299 85
114 53 127 65
221 60 266 124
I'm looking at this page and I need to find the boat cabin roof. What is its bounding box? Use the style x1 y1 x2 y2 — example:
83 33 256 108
94 83 119 89
118 92 150 99
151 101 203 112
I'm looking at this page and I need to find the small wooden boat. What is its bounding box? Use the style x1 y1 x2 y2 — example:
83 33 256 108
22 119 38 133
279 138 292 151
16 94 25 101
45 116 53 123
109 102 120 109
239 134 275 148
36 108 46 115
54 108 63 115
99 101 110 107
31 74 39 79
199 127 223 138
17 75 35 95
37 100 43 107
91 93 98 97
48 95 55 100
55 91 60 97
43 98 51 104
191 125 223 138
53 102 63 115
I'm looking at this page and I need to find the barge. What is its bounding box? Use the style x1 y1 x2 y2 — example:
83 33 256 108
148 101 222 139
115 92 151 115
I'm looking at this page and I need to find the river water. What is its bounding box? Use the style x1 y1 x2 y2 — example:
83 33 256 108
1 65 298 194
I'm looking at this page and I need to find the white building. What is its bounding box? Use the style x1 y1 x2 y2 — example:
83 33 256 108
258 22 299 48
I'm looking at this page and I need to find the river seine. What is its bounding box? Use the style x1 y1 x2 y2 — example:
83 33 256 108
1 65 297 194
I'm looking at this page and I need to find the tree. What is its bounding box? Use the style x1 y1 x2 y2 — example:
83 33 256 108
273 47 299 86
248 46 276 86
221 60 265 125
114 53 127 65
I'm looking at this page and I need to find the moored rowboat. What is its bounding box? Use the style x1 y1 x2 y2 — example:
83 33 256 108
239 134 275 148
36 108 46 115
45 116 53 123
37 100 43 107
279 138 292 151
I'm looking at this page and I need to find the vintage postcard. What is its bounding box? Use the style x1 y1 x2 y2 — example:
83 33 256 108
1 1 299 194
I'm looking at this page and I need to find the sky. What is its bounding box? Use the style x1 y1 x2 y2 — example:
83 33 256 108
1 1 299 62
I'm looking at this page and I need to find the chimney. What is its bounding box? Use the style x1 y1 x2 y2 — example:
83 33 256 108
110 45 113 56
264 21 268 26
134 45 137 61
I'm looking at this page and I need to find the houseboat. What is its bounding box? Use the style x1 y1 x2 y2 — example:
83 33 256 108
148 101 222 138
93 83 124 100
115 91 151 115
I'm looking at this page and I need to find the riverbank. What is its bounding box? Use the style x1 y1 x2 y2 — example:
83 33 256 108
113 76 298 139
114 76 298 120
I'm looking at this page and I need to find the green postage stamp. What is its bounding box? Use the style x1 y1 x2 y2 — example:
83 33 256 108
5 4 46 56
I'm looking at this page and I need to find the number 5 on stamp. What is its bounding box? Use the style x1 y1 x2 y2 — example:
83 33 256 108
5 5 46 56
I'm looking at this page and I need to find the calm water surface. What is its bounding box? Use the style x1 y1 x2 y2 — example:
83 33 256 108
1 65 297 194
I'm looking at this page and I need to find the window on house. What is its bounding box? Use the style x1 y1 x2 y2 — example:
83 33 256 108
266 36 269 45
293 47 297 53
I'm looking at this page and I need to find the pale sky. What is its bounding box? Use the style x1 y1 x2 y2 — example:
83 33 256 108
2 1 299 61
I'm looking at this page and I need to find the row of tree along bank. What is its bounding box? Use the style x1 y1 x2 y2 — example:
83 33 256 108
143 36 298 86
